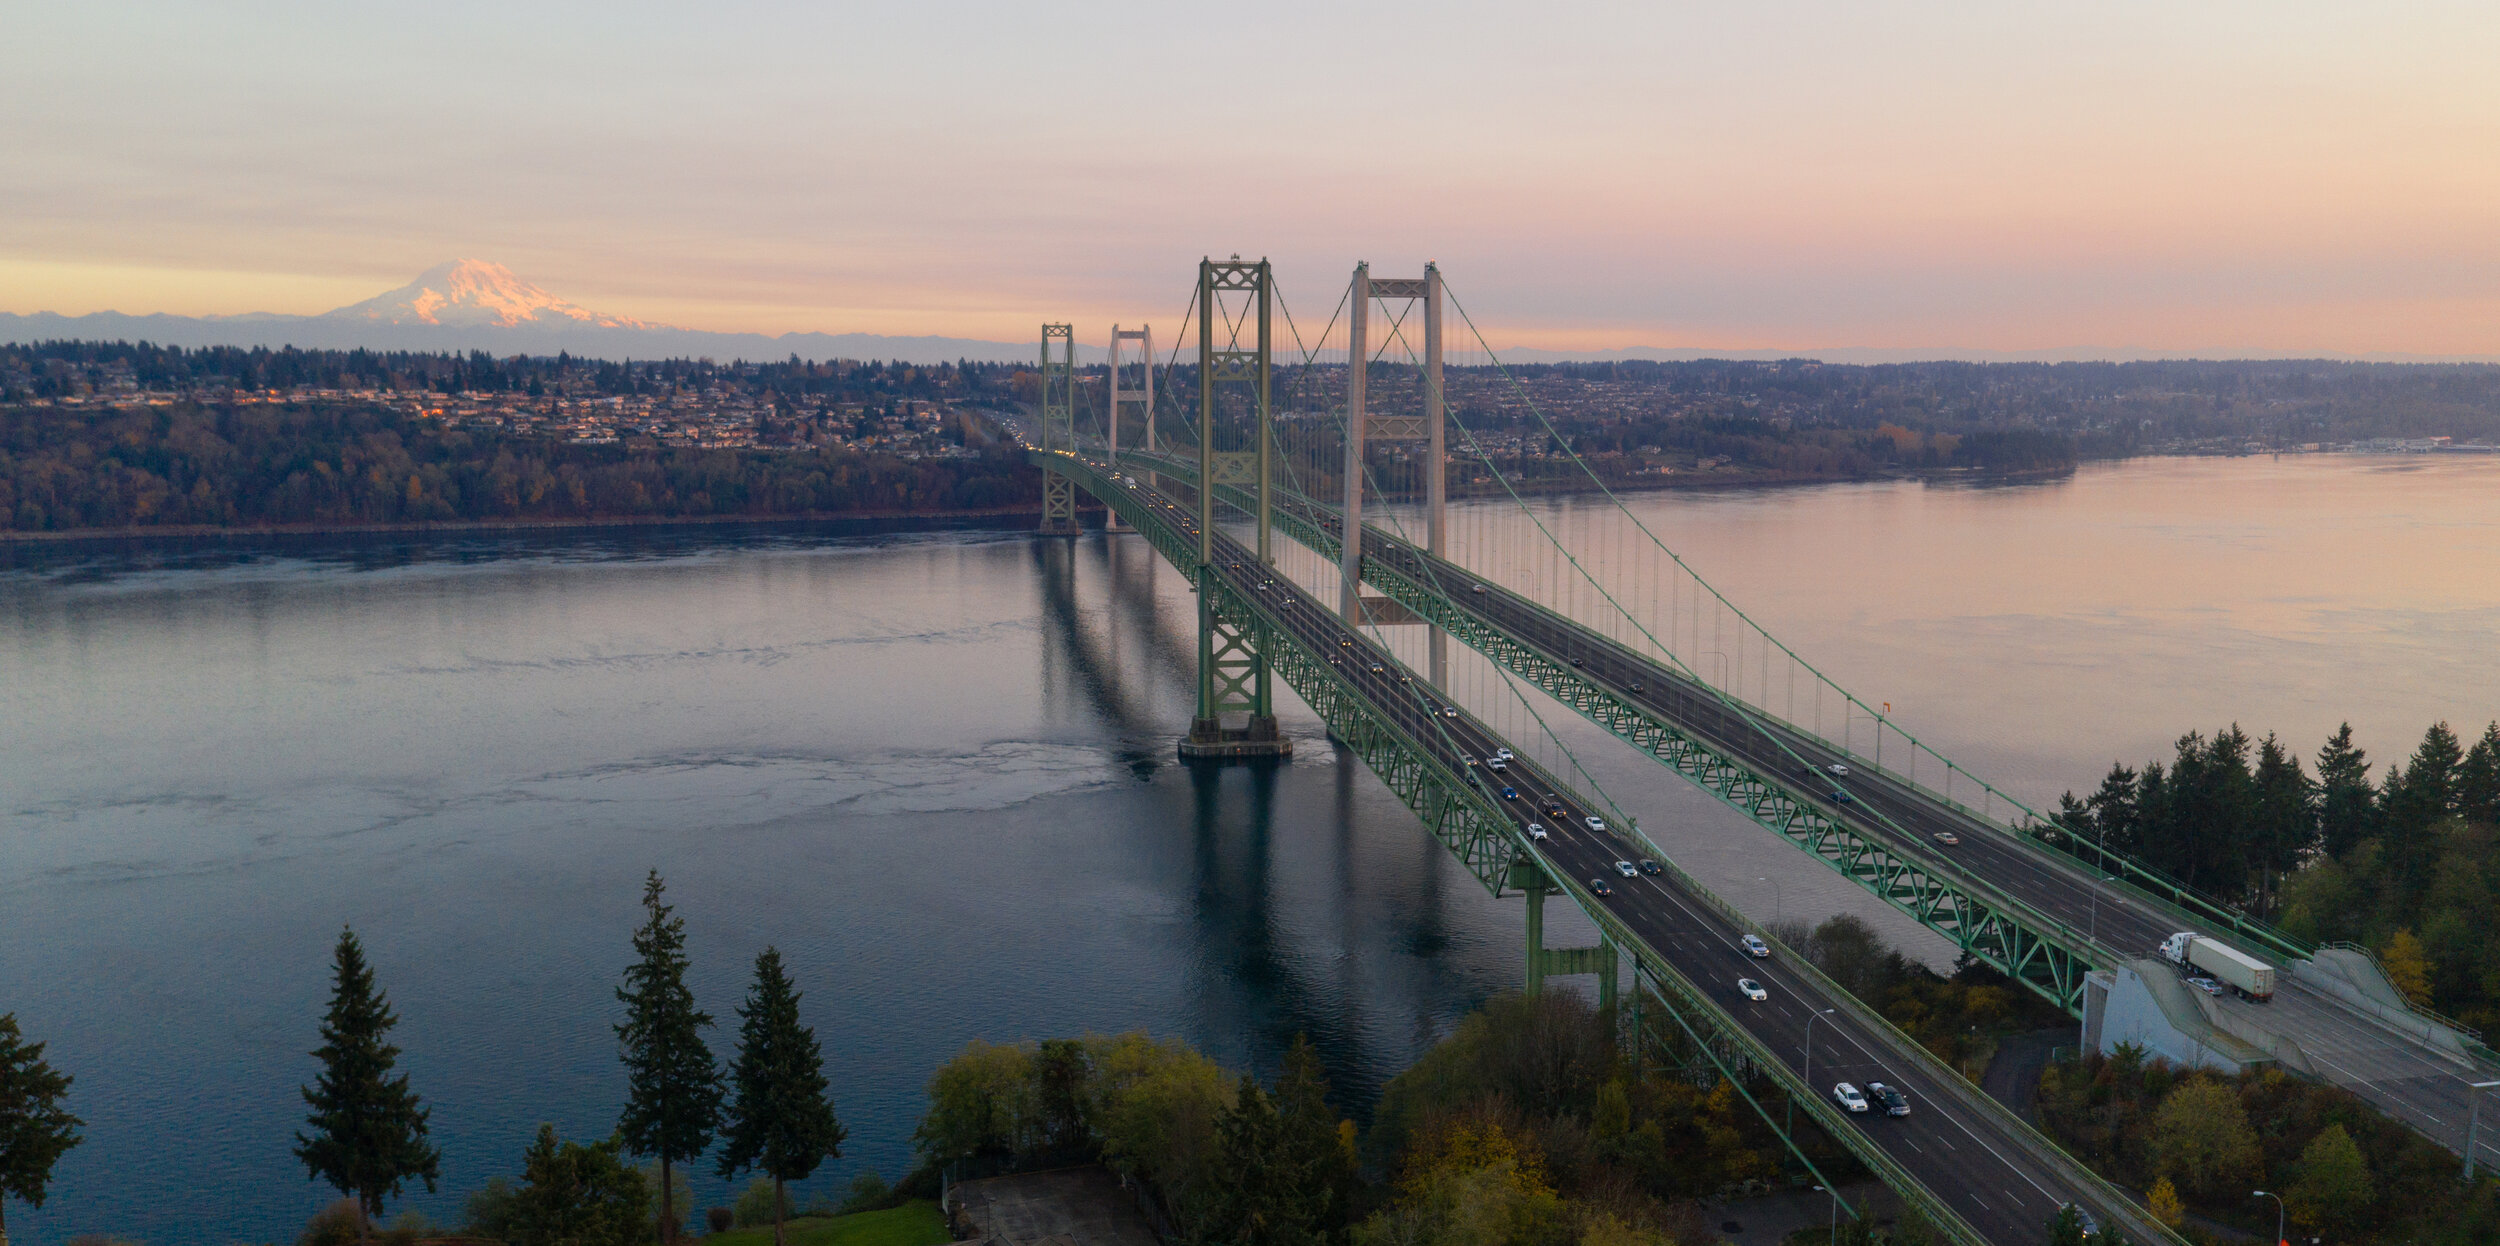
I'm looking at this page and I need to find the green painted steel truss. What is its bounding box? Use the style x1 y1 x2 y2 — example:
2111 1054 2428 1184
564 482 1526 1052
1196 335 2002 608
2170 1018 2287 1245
1122 448 2101 1016
1056 451 1522 896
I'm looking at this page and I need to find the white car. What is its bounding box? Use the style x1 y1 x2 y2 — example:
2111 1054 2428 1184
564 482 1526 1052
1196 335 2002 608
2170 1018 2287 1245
1584 815 1608 833
1486 757 1508 773
1826 763 1851 777
1613 860 1638 878
1832 1082 1870 1113
1442 706 1459 719
1738 978 1768 1001
1527 823 1550 842
1495 748 1514 761
1741 935 1771 958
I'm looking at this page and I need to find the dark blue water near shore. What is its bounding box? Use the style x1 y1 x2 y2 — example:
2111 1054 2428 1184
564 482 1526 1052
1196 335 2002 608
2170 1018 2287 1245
0 524 1554 1245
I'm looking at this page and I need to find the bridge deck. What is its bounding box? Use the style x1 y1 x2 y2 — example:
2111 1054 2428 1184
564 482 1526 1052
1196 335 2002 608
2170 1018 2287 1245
1069 455 2170 1246
1289 493 2497 1167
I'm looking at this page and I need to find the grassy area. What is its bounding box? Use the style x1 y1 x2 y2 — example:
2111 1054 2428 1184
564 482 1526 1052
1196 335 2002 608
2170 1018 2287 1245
700 1200 951 1246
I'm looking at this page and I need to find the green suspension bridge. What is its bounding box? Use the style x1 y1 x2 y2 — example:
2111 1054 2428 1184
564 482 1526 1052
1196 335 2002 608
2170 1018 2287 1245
1013 257 2500 1243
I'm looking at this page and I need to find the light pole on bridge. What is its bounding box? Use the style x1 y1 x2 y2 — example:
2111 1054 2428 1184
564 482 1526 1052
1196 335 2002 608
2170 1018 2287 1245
2251 1189 2285 1246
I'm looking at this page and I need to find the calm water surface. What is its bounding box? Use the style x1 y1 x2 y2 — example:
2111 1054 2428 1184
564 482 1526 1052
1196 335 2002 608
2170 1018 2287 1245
4 454 2496 1244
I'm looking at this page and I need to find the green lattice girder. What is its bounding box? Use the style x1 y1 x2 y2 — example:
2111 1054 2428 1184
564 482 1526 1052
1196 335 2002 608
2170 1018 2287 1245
1038 448 2185 1246
1053 451 1520 896
1122 448 2104 1016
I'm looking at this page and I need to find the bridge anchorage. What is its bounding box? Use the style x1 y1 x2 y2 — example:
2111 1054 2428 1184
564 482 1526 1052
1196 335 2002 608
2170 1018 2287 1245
1036 322 1080 537
1177 257 1289 760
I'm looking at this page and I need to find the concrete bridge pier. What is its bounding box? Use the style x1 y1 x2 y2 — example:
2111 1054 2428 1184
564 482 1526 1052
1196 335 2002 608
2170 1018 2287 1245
1517 861 1619 1017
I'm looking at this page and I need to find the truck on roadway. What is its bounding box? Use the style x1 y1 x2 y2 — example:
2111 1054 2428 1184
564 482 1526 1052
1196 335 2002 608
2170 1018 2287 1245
2157 931 2274 1000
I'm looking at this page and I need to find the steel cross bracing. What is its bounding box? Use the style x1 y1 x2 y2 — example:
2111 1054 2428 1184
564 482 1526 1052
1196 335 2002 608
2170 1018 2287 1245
1116 448 2105 1014
1033 446 2185 1246
1037 324 1079 536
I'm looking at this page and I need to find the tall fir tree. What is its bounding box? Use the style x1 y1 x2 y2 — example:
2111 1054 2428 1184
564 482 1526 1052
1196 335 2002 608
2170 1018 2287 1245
2315 723 2376 859
2459 722 2500 827
615 870 722 1243
2250 732 2316 915
0 1014 83 1246
718 948 844 1246
1271 1036 1355 1243
294 927 440 1241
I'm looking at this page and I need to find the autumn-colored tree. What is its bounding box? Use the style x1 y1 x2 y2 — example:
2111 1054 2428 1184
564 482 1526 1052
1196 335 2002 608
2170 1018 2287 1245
2150 1077 2259 1199
2146 1176 2183 1227
2380 929 2432 1005
2288 1123 2374 1237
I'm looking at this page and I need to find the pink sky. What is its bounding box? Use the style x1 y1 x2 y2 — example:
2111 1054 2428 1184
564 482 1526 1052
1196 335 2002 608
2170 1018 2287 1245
6 1 2497 356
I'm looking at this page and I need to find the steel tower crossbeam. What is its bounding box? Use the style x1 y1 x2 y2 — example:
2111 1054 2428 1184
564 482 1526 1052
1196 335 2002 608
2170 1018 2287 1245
1037 323 1079 537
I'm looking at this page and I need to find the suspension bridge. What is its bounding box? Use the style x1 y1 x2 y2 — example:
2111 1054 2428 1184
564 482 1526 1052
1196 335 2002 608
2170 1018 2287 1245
1011 257 2500 1244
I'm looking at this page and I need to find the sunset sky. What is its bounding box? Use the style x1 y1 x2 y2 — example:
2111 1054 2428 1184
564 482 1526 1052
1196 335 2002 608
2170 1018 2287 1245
7 1 2497 356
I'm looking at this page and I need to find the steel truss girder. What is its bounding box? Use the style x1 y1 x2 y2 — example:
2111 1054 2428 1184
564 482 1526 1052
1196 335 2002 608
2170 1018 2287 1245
1031 450 2184 1246
1131 450 2099 1017
1050 451 1519 896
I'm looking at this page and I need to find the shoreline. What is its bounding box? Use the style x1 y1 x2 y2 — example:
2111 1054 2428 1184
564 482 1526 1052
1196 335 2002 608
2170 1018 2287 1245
0 505 1050 546
0 461 2100 546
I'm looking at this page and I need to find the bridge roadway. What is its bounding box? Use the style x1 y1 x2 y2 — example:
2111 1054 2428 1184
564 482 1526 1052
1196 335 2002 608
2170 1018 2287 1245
1108 482 2150 1245
1293 499 2499 1165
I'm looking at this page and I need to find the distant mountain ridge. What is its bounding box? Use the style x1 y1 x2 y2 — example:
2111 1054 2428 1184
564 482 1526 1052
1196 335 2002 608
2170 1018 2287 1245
8 261 2493 366
1 260 1079 365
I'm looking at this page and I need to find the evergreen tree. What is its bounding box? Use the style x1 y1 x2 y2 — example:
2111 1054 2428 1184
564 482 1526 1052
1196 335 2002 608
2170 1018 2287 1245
2045 1203 2088 1246
1271 1035 1355 1242
2457 721 2500 827
2383 723 2464 903
718 948 844 1246
1194 1075 1290 1246
510 1124 651 1246
615 870 722 1243
0 1014 83 1246
2250 732 2316 915
295 927 441 1241
2315 724 2375 859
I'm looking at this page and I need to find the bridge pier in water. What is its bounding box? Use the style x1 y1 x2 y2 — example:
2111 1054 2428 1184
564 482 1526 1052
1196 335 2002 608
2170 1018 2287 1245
1179 257 1290 761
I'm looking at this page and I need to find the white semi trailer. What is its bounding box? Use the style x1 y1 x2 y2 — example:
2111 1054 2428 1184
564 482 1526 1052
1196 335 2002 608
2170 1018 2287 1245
2157 932 2275 1000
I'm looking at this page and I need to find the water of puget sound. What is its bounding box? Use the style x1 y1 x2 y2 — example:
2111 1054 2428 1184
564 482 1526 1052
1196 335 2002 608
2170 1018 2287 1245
4 454 2497 1244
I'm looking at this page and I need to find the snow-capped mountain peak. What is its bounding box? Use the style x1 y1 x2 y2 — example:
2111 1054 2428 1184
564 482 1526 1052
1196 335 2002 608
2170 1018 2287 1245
322 260 661 330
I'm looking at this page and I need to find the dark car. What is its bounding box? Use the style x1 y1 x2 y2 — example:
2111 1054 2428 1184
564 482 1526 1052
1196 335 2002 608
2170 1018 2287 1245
1867 1082 1911 1117
1501 786 1519 801
1541 796 1565 816
1637 859 1661 876
1589 878 1613 897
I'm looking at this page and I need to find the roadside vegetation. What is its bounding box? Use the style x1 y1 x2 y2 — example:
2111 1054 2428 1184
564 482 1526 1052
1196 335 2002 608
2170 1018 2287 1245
2032 1046 2498 1244
2047 719 2500 1034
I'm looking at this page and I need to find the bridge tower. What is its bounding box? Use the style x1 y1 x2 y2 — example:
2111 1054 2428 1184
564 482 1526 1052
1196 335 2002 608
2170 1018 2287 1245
1038 323 1080 537
1180 257 1290 760
1106 324 1154 459
1339 262 1450 687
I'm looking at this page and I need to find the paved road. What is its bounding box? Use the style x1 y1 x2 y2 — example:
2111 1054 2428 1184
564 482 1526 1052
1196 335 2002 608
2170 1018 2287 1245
1292 499 2500 1168
1106 477 2148 1245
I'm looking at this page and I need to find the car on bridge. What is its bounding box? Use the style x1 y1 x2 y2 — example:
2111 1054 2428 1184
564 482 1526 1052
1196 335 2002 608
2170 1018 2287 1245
1369 663 1385 674
1828 788 1854 805
1867 1082 1910 1116
1471 583 1487 594
1826 763 1851 777
1584 815 1609 833
1442 706 1459 718
1613 860 1638 878
1738 978 1768 1001
1589 878 1613 897
1931 831 1960 846
1527 823 1550 841
1627 681 1645 694
1486 756 1508 772
1495 748 1514 761
1501 787 1519 801
1832 1083 1870 1113
1741 934 1771 958
1637 859 1661 875
1542 796 1565 815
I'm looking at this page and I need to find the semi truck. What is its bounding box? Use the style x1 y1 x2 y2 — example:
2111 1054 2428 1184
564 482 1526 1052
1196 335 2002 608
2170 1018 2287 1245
2157 931 2275 1001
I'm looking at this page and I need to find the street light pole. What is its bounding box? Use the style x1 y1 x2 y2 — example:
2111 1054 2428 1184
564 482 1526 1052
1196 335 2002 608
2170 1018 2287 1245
1758 875 1783 924
1803 1007 1836 1088
2251 1190 2285 1246
2466 1080 2500 1182
1813 1184 1837 1246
